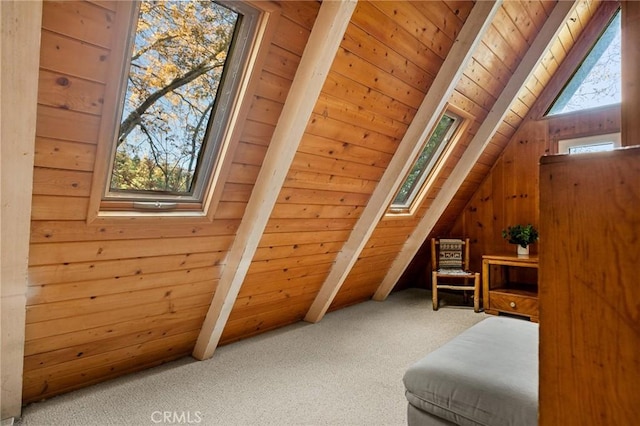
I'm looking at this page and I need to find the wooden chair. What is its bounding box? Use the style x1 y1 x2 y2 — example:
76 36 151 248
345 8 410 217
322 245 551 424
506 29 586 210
431 238 480 312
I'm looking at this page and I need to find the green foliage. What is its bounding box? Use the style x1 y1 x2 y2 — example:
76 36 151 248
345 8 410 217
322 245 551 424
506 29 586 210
394 114 457 205
110 151 192 193
502 224 539 248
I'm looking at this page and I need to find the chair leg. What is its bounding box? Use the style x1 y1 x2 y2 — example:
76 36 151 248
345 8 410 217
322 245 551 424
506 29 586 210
432 271 438 311
473 272 480 313
462 277 469 304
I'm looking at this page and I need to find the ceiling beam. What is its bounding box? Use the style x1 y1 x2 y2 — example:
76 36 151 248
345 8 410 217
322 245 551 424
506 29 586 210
529 0 620 121
373 0 577 302
304 0 502 324
193 0 357 361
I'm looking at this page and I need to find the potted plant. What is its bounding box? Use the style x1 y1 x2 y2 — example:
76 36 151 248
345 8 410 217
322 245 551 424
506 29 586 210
502 224 539 256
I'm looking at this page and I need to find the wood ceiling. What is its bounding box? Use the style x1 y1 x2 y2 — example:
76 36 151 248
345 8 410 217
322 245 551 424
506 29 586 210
2 0 614 410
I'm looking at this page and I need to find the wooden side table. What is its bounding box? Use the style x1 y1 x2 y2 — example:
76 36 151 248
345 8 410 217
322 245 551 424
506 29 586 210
482 254 539 322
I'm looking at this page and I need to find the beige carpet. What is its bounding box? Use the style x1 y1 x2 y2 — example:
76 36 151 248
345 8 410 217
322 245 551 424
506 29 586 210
18 288 485 426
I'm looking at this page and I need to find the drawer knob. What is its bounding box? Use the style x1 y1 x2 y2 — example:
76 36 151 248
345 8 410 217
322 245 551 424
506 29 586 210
510 301 516 308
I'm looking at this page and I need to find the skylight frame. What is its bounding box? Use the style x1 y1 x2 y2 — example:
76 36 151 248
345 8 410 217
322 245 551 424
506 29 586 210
546 9 621 117
101 0 261 212
388 109 466 216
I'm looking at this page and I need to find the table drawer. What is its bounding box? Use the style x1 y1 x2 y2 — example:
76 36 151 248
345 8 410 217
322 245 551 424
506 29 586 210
489 291 538 317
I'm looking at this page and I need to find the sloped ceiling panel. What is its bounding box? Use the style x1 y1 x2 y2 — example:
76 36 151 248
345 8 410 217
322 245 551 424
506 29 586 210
195 0 356 358
390 0 607 292
219 0 471 344
24 0 323 402
333 0 587 308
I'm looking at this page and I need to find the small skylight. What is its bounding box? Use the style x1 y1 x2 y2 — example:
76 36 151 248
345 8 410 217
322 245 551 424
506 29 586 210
546 10 621 116
390 111 462 211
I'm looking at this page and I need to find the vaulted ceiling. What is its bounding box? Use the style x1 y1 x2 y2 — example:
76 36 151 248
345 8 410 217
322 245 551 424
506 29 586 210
1 0 619 414
195 0 606 358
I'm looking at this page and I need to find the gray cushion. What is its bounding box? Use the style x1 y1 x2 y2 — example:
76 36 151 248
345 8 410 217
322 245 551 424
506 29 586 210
403 316 538 426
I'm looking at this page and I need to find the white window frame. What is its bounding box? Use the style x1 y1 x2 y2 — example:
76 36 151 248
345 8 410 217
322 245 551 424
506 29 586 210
558 132 621 154
387 107 469 217
546 9 621 117
87 0 275 221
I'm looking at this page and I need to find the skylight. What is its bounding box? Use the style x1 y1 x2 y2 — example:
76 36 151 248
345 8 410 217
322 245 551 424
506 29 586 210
546 10 621 116
391 111 462 211
105 0 259 208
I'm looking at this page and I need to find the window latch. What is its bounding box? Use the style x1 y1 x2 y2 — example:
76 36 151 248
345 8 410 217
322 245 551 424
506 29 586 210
132 201 178 211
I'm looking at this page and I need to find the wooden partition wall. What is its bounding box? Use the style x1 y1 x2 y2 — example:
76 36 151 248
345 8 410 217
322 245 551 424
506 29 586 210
538 3 640 424
539 146 640 425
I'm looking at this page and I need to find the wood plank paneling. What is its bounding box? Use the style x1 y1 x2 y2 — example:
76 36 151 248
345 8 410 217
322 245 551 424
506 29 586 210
42 0 115 49
28 253 222 286
36 105 101 143
341 22 435 92
539 148 640 425
31 168 92 197
29 235 235 266
29 219 239 243
338 0 592 303
34 137 96 171
450 46 617 281
25 293 213 341
25 0 318 403
38 69 105 116
39 30 111 83
27 280 216 324
23 330 200 403
220 296 314 345
24 315 204 372
24 305 208 357
23 0 612 405
322 72 416 125
622 1 640 147
225 0 469 338
28 267 219 305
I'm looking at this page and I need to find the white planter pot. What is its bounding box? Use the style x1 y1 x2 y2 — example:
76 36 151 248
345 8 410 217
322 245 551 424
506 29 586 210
517 245 530 257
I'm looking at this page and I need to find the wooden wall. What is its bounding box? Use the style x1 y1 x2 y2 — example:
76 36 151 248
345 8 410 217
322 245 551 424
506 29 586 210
21 0 616 406
539 2 639 421
218 0 473 343
449 105 619 274
397 0 613 288
331 0 592 306
539 147 640 425
447 0 618 274
25 0 318 403
622 1 640 147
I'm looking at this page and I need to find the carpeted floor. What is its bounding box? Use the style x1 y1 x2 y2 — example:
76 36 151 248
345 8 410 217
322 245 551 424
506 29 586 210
18 288 485 426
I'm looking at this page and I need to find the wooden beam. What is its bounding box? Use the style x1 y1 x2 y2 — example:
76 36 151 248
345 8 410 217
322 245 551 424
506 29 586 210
304 0 502 324
1 0 42 420
373 0 577 301
192 0 357 360
529 0 620 120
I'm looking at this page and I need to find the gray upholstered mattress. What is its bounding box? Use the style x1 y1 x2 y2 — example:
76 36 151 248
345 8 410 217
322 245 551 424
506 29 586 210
403 316 538 426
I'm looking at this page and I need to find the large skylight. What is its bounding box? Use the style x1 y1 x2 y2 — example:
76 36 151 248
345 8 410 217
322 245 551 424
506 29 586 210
105 1 259 207
547 10 621 116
